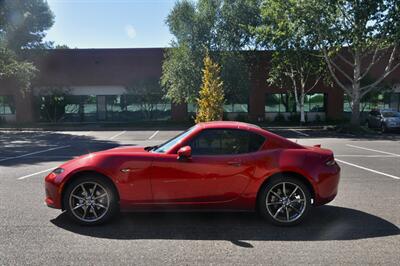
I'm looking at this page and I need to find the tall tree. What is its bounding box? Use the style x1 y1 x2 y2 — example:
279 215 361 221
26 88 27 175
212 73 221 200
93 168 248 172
195 53 224 123
256 0 328 123
310 0 400 125
0 0 54 91
162 0 261 106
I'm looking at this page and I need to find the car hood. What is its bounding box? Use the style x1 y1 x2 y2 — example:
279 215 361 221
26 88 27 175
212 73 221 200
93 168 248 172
105 146 146 153
58 146 147 169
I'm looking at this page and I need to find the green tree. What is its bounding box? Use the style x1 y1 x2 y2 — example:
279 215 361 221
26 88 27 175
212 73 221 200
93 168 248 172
309 0 400 125
0 0 54 91
195 53 224 123
35 87 70 122
256 0 328 124
162 0 261 106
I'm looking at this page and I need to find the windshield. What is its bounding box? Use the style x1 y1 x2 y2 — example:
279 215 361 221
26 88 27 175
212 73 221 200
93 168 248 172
382 112 400 118
152 126 197 153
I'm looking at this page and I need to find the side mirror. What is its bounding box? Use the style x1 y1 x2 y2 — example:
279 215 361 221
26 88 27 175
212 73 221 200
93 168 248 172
177 146 192 160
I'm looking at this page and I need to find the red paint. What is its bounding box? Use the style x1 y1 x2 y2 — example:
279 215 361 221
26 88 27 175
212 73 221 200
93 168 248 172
45 121 340 211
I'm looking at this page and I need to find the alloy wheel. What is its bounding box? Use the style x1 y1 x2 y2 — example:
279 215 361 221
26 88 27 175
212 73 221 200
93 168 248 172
265 182 307 223
69 181 110 223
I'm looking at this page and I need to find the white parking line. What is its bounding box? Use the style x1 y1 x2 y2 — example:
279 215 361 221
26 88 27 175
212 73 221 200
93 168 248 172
17 167 56 180
0 145 70 163
289 129 310 137
148 130 159 140
336 155 397 158
346 144 400 157
109 131 126 140
336 159 400 180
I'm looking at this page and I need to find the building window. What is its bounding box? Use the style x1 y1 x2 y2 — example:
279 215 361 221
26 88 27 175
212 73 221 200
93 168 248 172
308 93 325 112
344 92 390 112
265 93 325 113
104 95 171 121
223 103 248 113
265 93 296 113
0 95 15 115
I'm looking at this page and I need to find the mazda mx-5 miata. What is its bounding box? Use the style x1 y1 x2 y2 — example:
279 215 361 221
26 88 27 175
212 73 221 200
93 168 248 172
45 121 340 226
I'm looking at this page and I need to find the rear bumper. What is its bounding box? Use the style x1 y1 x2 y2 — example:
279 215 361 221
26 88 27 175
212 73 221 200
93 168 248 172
314 163 340 206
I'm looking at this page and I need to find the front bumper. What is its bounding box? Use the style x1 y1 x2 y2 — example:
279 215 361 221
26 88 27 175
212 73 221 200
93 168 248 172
45 172 63 209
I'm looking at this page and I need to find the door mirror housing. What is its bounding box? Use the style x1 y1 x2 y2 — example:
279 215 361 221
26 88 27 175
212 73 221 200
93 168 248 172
177 146 192 160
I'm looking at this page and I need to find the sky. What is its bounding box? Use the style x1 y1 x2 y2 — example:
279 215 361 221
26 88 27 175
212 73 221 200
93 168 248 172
44 0 176 48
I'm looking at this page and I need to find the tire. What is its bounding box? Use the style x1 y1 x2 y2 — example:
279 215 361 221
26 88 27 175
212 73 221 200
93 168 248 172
258 176 311 226
381 123 388 133
63 174 119 225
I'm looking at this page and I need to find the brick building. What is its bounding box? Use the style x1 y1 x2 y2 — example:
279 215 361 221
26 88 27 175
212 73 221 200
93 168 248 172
0 48 399 124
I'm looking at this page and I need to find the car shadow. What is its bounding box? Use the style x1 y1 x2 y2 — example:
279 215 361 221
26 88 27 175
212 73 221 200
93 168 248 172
51 205 399 247
0 131 121 166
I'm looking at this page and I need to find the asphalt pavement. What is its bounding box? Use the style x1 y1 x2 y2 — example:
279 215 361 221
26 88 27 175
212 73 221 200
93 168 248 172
0 128 399 265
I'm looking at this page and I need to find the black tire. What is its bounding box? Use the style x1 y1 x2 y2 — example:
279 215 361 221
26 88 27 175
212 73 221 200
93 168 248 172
63 174 119 225
258 176 311 226
381 123 388 133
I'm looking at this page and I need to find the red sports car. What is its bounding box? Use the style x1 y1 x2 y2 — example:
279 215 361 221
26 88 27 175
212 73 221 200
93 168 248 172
45 121 340 226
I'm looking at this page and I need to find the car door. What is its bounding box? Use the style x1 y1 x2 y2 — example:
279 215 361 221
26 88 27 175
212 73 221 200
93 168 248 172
373 111 382 127
150 129 265 203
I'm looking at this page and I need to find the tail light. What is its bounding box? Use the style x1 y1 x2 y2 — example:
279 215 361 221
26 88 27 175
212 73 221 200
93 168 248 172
325 157 336 166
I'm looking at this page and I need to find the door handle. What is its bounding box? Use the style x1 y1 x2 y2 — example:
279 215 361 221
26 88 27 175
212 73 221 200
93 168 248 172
227 161 242 166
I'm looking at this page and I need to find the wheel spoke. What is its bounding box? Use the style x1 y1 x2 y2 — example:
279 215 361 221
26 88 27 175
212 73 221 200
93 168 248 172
82 206 88 218
80 184 88 196
72 204 84 210
289 204 301 214
90 206 98 218
266 201 282 206
291 198 305 203
288 186 298 199
285 207 290 221
94 203 107 209
94 193 107 200
71 194 84 201
273 206 285 218
271 191 282 200
90 184 97 197
282 182 287 196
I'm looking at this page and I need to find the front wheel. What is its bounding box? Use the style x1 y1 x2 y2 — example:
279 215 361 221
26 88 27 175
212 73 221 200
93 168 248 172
258 176 311 226
63 175 119 225
381 123 388 133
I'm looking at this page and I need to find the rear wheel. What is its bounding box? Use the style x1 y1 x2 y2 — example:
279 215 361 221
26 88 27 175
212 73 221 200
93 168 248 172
381 123 388 133
63 175 118 225
258 176 311 226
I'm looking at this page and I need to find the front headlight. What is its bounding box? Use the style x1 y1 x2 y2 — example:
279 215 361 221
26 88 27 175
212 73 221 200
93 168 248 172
52 168 65 175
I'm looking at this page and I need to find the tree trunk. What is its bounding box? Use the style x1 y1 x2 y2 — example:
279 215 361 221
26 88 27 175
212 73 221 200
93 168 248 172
351 52 361 126
300 94 305 124
350 87 361 126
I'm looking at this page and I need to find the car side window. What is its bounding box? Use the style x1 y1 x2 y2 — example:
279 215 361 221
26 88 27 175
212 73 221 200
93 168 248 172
370 111 379 116
188 129 265 155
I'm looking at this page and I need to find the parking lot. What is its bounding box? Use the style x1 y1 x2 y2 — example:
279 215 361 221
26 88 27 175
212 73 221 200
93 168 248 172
0 128 399 265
